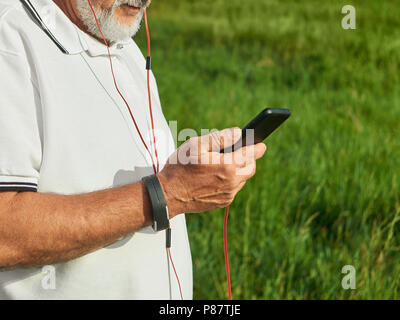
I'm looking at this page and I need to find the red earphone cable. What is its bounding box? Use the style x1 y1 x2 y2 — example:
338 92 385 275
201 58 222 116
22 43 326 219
144 11 160 173
168 247 184 299
143 10 183 300
87 1 183 300
224 205 232 300
87 1 157 174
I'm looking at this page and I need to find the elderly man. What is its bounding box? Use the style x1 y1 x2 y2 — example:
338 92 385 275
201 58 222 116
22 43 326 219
0 0 266 299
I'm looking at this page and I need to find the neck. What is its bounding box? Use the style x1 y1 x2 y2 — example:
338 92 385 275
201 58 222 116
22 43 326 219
52 0 106 44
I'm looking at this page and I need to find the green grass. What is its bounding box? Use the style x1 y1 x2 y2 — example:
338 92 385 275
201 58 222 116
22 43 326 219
135 0 400 299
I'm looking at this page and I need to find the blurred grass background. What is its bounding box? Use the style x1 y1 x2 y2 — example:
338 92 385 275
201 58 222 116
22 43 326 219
135 0 400 299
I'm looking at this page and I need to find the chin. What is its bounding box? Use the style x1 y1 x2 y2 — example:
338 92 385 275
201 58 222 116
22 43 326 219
77 0 145 43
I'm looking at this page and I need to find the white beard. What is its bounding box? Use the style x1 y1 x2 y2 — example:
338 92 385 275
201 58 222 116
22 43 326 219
75 0 150 43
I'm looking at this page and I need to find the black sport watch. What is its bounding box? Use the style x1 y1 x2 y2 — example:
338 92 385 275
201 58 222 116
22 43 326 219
142 174 170 232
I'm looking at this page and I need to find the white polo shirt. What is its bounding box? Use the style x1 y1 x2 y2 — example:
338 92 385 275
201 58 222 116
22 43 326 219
0 0 192 299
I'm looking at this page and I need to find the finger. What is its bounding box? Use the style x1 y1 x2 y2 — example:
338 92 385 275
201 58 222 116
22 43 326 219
203 127 242 152
238 143 267 161
235 180 247 194
235 160 256 178
228 142 266 167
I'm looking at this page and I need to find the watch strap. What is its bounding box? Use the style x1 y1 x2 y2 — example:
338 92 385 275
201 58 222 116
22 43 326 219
143 174 170 231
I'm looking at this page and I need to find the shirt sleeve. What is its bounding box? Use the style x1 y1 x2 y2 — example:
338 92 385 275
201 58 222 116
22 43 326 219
0 49 42 192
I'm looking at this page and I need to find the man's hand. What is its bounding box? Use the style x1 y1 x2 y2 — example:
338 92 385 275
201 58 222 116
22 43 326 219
0 127 265 268
158 127 267 217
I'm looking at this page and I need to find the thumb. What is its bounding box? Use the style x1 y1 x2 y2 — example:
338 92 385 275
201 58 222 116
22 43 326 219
204 127 242 152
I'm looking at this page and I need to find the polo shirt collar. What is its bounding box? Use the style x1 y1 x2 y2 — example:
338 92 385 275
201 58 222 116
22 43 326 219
23 0 83 54
23 0 133 56
76 27 134 57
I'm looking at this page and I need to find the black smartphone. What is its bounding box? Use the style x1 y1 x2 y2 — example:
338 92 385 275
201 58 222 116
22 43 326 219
221 108 291 153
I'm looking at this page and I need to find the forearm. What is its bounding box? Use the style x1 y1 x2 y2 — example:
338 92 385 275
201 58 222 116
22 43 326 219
0 180 165 268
